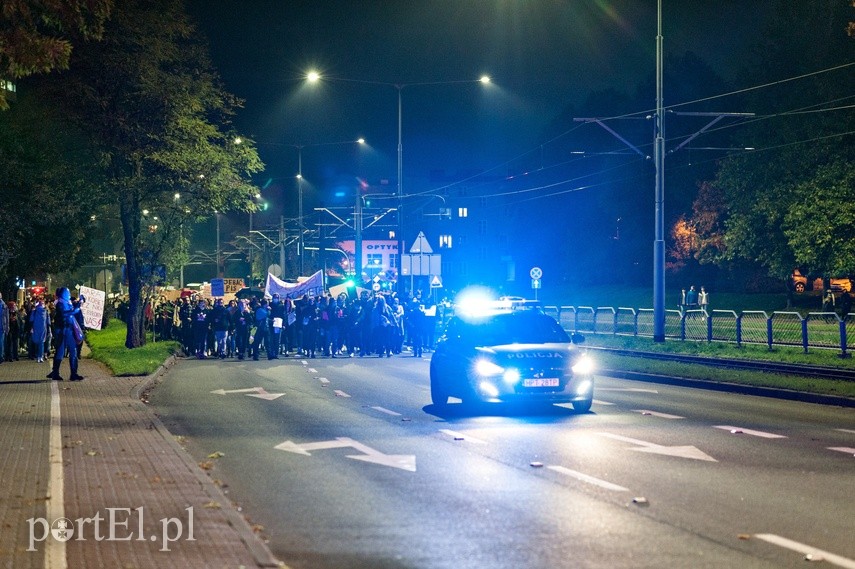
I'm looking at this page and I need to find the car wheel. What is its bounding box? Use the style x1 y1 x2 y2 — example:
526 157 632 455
572 397 593 413
794 282 805 293
429 361 449 405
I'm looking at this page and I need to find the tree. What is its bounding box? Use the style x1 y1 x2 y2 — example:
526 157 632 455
33 0 263 347
690 0 855 289
0 0 113 109
0 94 99 287
784 161 855 277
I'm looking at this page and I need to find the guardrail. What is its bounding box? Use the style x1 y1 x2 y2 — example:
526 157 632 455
545 305 854 357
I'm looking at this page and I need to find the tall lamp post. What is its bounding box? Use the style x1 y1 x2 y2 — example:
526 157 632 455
305 72 490 292
288 138 366 276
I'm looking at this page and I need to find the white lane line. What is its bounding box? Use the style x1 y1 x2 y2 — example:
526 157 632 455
836 428 855 435
547 466 630 492
635 409 684 419
754 534 855 568
828 447 855 455
439 429 487 444
301 360 308 365
317 377 330 385
598 387 659 394
372 406 402 416
47 380 67 569
714 426 787 439
592 399 615 406
307 368 318 373
334 390 351 398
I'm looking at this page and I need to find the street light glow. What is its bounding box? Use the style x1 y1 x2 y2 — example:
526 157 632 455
480 75 491 84
357 138 365 144
306 70 321 83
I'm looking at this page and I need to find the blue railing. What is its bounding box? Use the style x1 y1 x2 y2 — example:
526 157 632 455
547 305 854 356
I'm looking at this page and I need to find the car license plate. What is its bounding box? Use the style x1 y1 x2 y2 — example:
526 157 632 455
523 378 559 388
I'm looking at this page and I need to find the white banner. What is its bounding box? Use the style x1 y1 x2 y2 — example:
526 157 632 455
79 286 106 330
264 271 324 299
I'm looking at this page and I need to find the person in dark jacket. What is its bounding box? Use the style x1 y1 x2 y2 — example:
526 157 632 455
209 298 230 358
233 299 251 360
251 299 270 361
191 299 209 359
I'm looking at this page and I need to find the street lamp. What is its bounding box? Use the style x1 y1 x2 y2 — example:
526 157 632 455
305 71 491 292
289 138 366 276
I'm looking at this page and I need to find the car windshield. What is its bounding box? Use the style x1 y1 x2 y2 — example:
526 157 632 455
448 311 570 346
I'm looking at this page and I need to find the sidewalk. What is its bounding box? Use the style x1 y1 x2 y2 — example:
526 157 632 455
0 350 281 569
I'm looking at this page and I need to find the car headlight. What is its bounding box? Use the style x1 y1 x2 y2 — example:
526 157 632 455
571 355 595 375
475 359 504 377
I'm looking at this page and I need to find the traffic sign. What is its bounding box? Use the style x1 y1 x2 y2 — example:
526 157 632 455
409 231 434 254
530 266 542 280
531 279 541 289
430 275 443 289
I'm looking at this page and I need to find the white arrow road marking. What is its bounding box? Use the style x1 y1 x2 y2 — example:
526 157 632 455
334 390 351 398
714 426 786 439
635 410 684 419
598 387 660 394
246 388 285 401
754 534 855 569
274 437 416 471
210 387 284 400
439 429 487 444
372 406 402 416
829 447 855 455
547 466 630 492
596 432 717 462
836 428 855 435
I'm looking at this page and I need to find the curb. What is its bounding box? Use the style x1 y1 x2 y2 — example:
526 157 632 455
130 356 282 568
601 368 855 408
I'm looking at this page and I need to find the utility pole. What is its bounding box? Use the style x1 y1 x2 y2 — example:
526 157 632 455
653 0 665 342
355 187 363 286
279 215 286 276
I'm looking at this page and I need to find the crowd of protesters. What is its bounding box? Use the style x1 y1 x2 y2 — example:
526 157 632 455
131 289 443 361
0 289 86 377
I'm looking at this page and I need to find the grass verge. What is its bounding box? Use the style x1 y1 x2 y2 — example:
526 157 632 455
86 319 180 376
584 334 855 399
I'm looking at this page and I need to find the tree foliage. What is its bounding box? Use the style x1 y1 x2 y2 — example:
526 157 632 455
32 0 263 347
0 0 113 109
0 94 99 283
689 0 855 287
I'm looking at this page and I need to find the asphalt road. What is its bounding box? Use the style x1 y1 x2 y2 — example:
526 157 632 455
148 353 855 569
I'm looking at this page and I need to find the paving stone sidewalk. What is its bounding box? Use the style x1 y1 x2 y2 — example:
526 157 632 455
0 353 281 569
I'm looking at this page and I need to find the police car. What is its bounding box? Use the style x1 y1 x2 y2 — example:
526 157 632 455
429 296 595 411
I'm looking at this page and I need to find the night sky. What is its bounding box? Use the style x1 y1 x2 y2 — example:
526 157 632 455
184 1 767 279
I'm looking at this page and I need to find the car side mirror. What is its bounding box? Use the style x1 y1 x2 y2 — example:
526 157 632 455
571 333 586 344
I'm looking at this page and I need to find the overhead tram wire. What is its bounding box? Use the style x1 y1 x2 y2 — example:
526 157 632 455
388 61 855 211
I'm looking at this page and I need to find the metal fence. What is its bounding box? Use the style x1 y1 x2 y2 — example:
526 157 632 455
548 305 854 356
